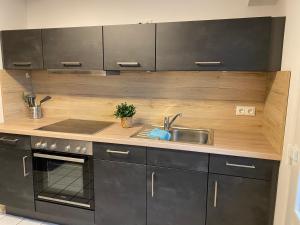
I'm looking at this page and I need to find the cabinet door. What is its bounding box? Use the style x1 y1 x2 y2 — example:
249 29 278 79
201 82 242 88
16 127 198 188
0 138 34 210
94 160 146 225
104 24 155 71
43 27 103 69
147 166 207 225
1 29 43 70
207 174 272 225
156 17 271 71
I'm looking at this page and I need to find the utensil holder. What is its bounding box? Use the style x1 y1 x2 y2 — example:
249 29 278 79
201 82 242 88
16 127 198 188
30 106 43 119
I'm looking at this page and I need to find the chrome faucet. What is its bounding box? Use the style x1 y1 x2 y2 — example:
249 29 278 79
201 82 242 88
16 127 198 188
163 113 182 131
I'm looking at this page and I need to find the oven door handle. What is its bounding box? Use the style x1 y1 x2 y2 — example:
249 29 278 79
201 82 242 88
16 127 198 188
33 153 85 163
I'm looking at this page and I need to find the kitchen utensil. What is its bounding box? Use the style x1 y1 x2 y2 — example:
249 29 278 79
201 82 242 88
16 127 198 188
39 96 52 105
26 95 36 107
25 94 36 107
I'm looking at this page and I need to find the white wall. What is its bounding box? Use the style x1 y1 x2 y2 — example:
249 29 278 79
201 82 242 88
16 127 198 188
26 0 285 28
274 0 300 224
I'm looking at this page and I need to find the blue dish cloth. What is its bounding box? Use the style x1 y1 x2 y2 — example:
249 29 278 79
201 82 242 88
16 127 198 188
147 128 171 141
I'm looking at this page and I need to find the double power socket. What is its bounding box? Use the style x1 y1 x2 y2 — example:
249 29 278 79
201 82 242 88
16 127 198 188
235 106 256 116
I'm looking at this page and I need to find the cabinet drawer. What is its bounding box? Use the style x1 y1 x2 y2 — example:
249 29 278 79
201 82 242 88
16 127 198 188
0 133 30 150
209 155 277 180
93 143 146 164
147 148 208 172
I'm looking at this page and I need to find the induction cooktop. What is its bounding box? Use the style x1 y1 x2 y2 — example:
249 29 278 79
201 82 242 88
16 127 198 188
37 119 113 134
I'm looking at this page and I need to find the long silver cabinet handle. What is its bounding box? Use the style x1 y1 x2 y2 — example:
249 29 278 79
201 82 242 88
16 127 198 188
23 156 29 177
151 172 155 198
61 62 82 67
214 181 218 208
13 62 31 66
33 153 85 163
195 61 222 66
226 162 256 169
0 137 19 144
106 149 130 155
117 62 140 67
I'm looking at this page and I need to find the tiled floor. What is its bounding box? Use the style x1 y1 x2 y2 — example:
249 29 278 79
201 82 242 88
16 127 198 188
0 214 57 225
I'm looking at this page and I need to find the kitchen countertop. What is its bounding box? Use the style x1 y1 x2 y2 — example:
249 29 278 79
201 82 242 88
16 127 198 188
0 117 281 161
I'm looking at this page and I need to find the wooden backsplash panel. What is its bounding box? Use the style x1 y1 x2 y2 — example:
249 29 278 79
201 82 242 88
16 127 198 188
263 71 291 154
36 94 264 131
28 71 270 132
31 71 269 102
0 70 32 120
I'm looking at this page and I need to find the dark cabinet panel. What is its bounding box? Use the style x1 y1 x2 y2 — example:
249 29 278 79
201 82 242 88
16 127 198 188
207 174 272 225
209 154 277 180
94 160 146 225
1 29 43 69
0 134 34 210
93 143 146 164
157 17 276 71
43 26 103 69
103 24 155 71
147 166 207 225
147 147 208 172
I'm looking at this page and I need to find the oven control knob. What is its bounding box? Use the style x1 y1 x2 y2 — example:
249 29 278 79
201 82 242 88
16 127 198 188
65 145 71 152
41 142 48 149
75 146 81 153
81 147 87 154
35 142 42 148
50 143 57 150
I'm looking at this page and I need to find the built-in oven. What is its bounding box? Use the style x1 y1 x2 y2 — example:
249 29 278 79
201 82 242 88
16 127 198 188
31 137 94 210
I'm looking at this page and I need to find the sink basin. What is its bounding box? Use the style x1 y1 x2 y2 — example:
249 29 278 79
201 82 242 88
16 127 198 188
132 126 214 145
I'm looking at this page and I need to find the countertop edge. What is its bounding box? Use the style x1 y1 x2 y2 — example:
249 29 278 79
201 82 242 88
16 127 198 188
0 126 282 161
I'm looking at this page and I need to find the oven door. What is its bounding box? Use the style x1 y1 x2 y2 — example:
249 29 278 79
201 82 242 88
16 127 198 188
33 151 94 210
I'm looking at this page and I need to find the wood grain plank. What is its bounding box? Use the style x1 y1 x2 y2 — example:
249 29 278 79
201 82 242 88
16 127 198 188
263 71 291 154
31 71 268 102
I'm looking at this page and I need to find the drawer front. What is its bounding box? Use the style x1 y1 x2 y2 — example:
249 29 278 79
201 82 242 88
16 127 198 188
209 155 277 180
35 200 94 225
0 133 30 150
93 143 146 164
147 148 209 172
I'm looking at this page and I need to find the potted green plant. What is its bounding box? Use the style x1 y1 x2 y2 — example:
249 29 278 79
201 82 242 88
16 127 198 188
114 102 136 128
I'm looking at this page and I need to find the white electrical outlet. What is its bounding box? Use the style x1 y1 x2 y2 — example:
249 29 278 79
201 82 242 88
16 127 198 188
235 106 256 116
245 106 256 116
236 106 245 115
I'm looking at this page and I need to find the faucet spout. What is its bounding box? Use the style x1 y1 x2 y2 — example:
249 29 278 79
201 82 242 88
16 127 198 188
164 113 182 130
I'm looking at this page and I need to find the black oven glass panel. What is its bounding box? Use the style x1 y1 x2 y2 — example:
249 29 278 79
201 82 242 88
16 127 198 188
33 151 94 209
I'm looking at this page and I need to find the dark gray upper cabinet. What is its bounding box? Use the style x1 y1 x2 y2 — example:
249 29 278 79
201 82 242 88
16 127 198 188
147 166 207 225
1 29 43 70
94 160 146 225
42 26 103 70
103 24 155 71
206 174 272 225
156 17 285 71
0 134 34 211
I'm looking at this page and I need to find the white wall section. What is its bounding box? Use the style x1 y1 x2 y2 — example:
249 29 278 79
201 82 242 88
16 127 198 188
26 0 285 28
274 0 300 224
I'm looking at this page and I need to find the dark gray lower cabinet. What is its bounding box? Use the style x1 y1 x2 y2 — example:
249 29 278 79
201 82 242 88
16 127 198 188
147 166 207 225
0 135 34 211
207 174 272 225
94 159 146 225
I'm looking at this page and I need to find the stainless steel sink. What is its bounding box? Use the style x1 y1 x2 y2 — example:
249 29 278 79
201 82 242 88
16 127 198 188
132 126 214 145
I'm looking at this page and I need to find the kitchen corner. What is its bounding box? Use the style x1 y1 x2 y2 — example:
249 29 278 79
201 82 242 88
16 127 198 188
0 16 290 225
